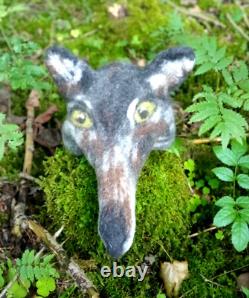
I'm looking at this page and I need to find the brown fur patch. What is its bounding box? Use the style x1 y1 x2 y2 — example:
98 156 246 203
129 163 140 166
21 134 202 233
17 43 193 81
134 120 167 137
97 160 133 229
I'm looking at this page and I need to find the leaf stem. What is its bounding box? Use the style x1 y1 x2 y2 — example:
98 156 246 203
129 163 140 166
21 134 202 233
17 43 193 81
216 71 220 91
0 26 13 54
226 13 249 42
233 165 238 198
164 0 225 28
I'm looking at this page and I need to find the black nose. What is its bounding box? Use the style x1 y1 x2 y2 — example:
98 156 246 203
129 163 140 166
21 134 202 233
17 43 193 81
98 205 129 258
105 242 125 259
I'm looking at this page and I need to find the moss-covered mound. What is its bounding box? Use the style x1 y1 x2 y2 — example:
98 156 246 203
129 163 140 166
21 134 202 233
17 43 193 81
41 149 192 295
41 149 248 297
41 148 191 255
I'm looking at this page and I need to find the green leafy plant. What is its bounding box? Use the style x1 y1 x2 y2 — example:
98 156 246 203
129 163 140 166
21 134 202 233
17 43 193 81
193 36 233 76
184 158 214 212
212 141 249 252
222 61 249 110
242 286 249 298
0 112 23 160
0 0 28 23
185 34 249 148
186 85 248 148
156 292 166 298
0 37 50 91
0 249 59 298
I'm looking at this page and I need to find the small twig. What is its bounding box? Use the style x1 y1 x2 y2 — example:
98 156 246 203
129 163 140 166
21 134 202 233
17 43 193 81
12 91 40 237
211 264 249 281
188 226 217 238
243 14 249 29
19 172 40 184
189 137 222 145
165 0 225 28
235 0 249 28
23 90 40 175
11 198 27 237
200 274 225 287
0 239 57 297
179 286 197 298
187 180 195 194
54 226 64 239
242 10 249 28
27 219 99 297
226 13 249 42
158 242 173 263
82 29 99 38
0 275 17 298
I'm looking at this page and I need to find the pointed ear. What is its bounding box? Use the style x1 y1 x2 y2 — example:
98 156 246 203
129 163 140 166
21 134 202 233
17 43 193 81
146 47 195 95
45 46 93 98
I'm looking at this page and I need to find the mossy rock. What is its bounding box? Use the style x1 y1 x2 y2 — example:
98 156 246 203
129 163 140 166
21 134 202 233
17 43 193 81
41 148 192 296
41 148 248 297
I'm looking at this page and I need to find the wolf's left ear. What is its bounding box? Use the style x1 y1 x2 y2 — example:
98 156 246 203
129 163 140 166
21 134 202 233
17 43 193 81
146 47 195 95
45 46 93 99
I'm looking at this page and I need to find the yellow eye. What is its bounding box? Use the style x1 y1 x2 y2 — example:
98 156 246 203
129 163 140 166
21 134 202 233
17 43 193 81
134 101 156 123
71 110 93 128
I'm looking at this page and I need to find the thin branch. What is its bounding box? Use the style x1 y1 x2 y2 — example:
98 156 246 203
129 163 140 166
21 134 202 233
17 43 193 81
235 0 249 28
185 133 249 145
210 264 249 281
11 198 26 237
12 91 40 237
188 226 217 238
200 274 225 287
19 172 40 184
27 219 99 297
189 137 222 145
226 13 249 42
158 242 173 263
165 0 225 28
23 90 40 175
0 275 17 298
0 227 63 297
179 287 197 298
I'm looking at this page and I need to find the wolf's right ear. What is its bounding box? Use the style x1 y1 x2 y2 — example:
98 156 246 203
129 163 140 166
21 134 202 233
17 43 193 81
45 46 94 99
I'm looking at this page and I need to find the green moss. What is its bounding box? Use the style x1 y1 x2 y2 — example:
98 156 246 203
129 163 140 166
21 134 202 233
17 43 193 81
0 146 24 180
0 213 8 226
40 149 191 296
182 233 249 298
41 149 246 297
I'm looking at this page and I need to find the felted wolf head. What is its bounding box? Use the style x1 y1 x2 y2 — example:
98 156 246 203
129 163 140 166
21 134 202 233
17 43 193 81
45 46 195 258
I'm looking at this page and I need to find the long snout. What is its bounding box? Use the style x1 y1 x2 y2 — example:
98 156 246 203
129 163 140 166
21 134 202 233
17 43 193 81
97 158 136 258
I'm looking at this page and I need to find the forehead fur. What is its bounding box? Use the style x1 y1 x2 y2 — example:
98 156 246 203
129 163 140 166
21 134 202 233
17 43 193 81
71 63 158 133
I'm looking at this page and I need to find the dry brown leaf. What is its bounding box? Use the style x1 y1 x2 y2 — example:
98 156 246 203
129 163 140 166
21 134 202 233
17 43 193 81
160 260 189 297
35 104 58 125
107 3 127 19
237 272 249 290
35 127 61 149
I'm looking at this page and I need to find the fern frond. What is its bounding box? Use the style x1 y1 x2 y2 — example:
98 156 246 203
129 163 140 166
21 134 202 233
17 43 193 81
222 109 248 129
199 115 221 135
189 107 219 123
186 101 218 113
219 93 242 108
210 122 224 139
17 250 59 283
